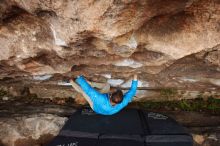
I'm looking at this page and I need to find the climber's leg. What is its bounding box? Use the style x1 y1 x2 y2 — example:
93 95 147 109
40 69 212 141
70 80 93 108
99 83 110 93
88 81 110 93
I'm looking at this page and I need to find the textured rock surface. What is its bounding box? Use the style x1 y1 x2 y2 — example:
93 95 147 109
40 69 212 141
0 114 67 146
0 100 219 146
0 0 220 99
0 1 220 146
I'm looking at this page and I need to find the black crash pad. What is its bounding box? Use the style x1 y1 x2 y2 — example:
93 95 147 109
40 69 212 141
47 108 193 146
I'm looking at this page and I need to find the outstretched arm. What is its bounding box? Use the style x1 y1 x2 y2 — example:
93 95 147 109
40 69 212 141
110 75 138 114
134 74 137 81
123 74 138 103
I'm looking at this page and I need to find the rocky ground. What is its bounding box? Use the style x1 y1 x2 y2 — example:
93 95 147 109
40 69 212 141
0 95 219 146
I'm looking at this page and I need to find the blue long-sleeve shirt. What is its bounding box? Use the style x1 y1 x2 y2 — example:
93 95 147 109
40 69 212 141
76 76 138 115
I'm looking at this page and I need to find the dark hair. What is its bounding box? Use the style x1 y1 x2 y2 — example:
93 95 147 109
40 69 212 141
111 89 123 104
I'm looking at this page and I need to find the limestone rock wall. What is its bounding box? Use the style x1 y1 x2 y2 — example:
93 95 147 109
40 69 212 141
0 0 220 100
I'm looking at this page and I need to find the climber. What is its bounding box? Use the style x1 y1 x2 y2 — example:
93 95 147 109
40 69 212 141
70 74 138 115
